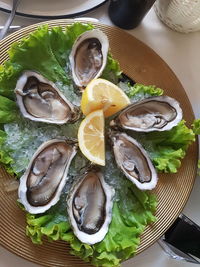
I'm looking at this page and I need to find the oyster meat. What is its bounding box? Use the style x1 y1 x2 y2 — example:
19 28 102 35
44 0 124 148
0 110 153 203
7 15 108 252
15 71 79 124
69 29 109 89
67 167 115 245
110 96 183 132
18 139 77 214
109 131 158 190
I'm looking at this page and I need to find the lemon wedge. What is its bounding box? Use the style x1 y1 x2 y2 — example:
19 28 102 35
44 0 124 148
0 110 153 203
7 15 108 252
78 109 105 166
81 78 130 117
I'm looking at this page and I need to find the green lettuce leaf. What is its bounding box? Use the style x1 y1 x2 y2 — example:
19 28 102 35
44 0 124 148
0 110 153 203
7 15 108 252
192 119 200 135
26 214 71 245
101 53 122 84
0 130 14 175
8 25 70 85
148 121 195 173
0 95 19 123
191 119 200 172
126 83 164 100
0 62 22 99
26 183 157 267
131 120 195 173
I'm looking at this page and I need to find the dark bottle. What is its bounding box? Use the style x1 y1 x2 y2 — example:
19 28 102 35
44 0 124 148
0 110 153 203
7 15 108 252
108 0 156 30
164 215 200 260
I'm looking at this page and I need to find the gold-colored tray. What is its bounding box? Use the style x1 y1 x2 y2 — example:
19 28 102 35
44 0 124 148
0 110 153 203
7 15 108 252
0 19 198 267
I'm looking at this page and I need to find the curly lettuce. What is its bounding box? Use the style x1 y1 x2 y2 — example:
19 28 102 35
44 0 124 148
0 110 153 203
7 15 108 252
192 119 200 172
101 53 122 84
0 95 19 123
143 121 195 173
0 130 14 175
192 119 200 135
26 183 157 267
126 83 164 100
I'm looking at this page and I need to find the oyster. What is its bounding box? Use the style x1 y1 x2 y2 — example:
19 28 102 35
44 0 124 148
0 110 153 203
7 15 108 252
67 167 115 245
15 71 79 124
69 29 109 89
110 96 183 132
18 139 78 214
109 131 158 190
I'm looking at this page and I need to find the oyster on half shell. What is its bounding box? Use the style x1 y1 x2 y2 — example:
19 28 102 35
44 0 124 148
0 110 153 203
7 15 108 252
18 139 78 214
15 71 79 124
110 96 183 132
109 131 158 190
69 29 109 90
67 167 115 245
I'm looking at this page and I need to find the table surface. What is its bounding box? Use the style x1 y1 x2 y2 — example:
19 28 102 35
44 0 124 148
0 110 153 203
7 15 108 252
0 2 200 267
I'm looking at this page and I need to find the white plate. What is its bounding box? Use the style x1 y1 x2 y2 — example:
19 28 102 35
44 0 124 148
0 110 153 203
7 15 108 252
0 0 107 18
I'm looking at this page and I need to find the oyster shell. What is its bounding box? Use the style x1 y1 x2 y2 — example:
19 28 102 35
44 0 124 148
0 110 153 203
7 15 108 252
109 131 158 190
67 167 115 245
18 139 78 214
110 96 183 132
69 29 109 89
15 71 79 124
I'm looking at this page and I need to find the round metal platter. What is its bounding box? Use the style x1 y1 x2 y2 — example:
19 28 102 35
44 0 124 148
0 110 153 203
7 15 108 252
0 19 198 267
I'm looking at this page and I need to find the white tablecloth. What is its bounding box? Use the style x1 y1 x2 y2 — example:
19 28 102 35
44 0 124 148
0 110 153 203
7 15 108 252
0 2 200 267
